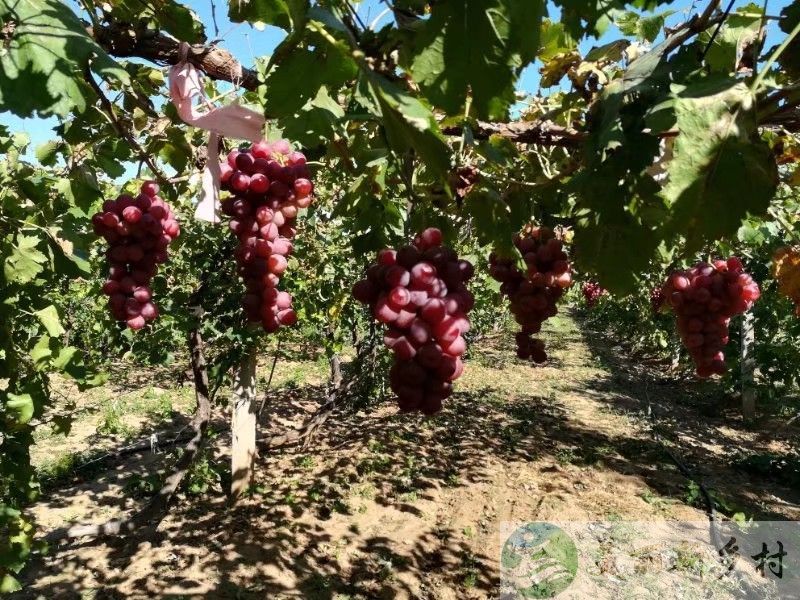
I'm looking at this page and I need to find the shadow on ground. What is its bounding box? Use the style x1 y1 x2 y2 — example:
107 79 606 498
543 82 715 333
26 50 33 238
15 312 800 599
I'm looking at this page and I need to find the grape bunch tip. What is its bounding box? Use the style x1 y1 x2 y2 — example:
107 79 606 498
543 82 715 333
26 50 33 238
91 180 178 331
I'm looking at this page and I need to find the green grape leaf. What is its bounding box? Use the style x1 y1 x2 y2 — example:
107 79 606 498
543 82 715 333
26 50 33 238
156 128 192 173
777 2 800 78
615 11 640 36
228 0 307 31
638 11 674 42
5 392 34 424
100 0 205 43
406 0 546 120
3 234 47 284
280 86 344 146
0 574 22 594
29 335 52 367
54 167 102 213
265 34 356 118
697 4 762 73
585 39 630 63
615 10 675 43
153 1 206 43
538 18 577 61
662 79 778 250
51 346 78 371
463 188 522 255
34 305 64 337
572 78 666 294
573 212 662 294
363 72 451 179
35 141 60 166
0 0 129 117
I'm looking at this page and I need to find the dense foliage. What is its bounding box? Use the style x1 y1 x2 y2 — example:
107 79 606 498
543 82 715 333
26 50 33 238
1 0 799 590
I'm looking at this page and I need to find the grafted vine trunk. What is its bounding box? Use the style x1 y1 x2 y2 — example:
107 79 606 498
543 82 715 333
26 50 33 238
230 350 257 501
329 354 343 388
741 312 756 421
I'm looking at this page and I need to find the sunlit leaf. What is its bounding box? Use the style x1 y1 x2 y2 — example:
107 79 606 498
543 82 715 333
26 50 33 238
662 78 778 249
5 392 34 424
406 0 546 119
0 0 129 117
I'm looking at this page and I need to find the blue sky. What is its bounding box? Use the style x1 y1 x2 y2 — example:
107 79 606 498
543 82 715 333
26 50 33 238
2 0 792 161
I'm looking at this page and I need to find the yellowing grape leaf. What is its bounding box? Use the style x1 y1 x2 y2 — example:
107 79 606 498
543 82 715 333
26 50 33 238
662 78 778 250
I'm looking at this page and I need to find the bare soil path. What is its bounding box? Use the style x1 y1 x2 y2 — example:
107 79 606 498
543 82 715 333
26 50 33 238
16 313 799 599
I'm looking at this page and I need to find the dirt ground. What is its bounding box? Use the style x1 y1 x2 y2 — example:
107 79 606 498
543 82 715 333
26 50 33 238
15 313 800 599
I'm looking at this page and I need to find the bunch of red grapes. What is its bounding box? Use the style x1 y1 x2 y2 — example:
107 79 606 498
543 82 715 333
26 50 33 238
91 181 179 330
650 286 665 314
489 226 572 364
352 228 475 415
661 257 760 378
581 281 606 307
219 139 312 332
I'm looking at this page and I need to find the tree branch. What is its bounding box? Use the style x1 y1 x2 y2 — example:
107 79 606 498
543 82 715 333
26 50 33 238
87 15 800 152
442 120 586 148
90 23 259 91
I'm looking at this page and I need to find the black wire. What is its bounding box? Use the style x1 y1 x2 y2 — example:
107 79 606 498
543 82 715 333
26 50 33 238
699 0 737 62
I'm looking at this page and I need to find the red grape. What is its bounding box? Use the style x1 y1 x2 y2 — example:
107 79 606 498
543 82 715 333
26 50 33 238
220 140 313 333
581 281 606 308
661 258 759 378
352 228 474 415
489 225 572 364
91 181 178 330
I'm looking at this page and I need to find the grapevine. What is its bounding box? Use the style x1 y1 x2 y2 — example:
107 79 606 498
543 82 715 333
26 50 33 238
581 281 606 308
489 226 572 363
352 228 475 415
91 181 179 330
660 258 760 378
220 140 313 333
772 246 800 316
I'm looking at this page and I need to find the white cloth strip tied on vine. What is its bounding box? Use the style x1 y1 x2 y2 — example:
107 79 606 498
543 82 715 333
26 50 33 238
168 41 265 223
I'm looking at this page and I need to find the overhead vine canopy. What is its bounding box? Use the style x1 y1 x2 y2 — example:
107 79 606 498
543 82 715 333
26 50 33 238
1 0 797 294
2 0 800 591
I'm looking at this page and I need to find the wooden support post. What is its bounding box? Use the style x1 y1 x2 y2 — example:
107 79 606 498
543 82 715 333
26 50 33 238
741 311 756 422
231 349 257 501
